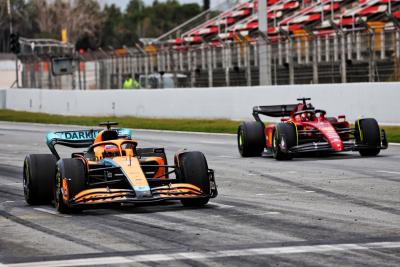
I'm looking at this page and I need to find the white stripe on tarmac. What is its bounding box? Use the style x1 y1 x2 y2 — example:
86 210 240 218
376 170 400 175
210 202 235 209
33 208 71 218
7 241 400 267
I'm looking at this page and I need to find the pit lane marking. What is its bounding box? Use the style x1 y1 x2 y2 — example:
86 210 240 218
7 241 400 266
376 170 400 175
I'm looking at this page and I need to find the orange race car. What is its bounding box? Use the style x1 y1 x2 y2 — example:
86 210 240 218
23 122 217 213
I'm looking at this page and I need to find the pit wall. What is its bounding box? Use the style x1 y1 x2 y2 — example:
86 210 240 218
1 83 400 124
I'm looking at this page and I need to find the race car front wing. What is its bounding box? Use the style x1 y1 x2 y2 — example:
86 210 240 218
289 129 388 153
68 169 218 206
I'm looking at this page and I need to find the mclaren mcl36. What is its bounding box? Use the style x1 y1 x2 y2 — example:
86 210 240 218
238 98 388 160
23 122 217 213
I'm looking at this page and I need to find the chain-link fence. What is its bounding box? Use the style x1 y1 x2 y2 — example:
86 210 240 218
16 28 400 90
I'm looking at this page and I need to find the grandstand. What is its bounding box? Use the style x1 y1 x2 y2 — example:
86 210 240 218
162 0 400 47
15 0 400 89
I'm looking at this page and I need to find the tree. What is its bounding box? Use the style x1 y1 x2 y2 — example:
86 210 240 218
99 4 124 48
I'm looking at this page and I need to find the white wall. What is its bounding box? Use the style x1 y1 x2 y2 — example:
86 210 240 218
2 83 400 124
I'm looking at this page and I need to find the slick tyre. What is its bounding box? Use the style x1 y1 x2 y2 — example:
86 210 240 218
355 118 381 156
23 154 57 205
55 159 86 213
272 123 297 160
175 151 210 207
237 121 265 157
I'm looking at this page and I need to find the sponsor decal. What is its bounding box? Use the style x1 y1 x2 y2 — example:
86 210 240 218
55 130 101 140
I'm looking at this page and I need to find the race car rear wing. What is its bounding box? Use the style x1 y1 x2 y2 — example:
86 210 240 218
46 128 133 159
253 104 297 122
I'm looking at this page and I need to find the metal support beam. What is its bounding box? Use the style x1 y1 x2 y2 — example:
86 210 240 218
340 33 347 83
258 0 271 85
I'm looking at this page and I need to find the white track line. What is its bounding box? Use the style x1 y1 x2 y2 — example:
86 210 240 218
7 241 400 267
209 202 235 209
376 170 400 175
33 208 71 218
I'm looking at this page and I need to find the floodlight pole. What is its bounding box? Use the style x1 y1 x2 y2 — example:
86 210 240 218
7 0 13 33
258 0 271 85
7 0 19 88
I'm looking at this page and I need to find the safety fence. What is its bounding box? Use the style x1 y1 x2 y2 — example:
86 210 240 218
16 28 400 90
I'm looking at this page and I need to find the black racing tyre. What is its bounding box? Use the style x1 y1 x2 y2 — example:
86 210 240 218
272 123 297 160
23 154 57 205
55 158 86 213
237 121 265 157
355 118 381 156
175 151 210 207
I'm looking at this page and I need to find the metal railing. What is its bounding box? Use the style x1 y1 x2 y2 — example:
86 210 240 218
16 28 400 89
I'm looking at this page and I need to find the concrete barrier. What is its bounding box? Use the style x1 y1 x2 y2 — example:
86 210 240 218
3 83 400 124
0 90 6 109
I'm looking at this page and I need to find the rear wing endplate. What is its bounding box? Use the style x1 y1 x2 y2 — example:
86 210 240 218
252 104 297 122
46 128 132 159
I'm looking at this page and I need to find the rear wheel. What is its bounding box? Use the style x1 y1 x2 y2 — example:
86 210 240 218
23 154 57 205
237 121 265 157
272 123 297 160
55 159 86 213
355 118 381 156
175 151 210 207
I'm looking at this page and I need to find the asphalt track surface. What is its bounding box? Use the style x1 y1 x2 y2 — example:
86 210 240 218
0 121 399 266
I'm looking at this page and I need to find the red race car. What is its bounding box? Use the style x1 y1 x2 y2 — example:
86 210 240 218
237 98 388 160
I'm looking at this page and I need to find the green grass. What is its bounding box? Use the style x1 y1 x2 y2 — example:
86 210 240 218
0 109 399 143
0 109 238 134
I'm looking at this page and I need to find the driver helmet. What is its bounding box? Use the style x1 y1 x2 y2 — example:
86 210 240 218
104 144 119 157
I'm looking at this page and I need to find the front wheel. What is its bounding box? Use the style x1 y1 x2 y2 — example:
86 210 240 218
355 118 381 156
175 151 210 207
272 123 297 160
55 159 86 213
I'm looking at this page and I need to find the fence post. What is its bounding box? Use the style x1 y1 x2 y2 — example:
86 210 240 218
347 34 352 60
340 33 347 83
245 44 251 86
313 38 318 84
369 32 376 82
179 50 183 71
380 30 385 59
334 34 338 61
325 35 330 62
144 55 149 89
225 45 231 87
167 50 171 72
201 45 206 70
253 44 258 67
289 38 294 84
305 38 309 64
208 47 213 87
296 38 302 64
356 32 361 61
